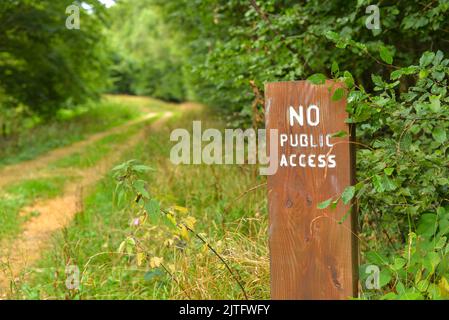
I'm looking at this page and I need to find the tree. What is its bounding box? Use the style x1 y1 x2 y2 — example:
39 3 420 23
0 0 110 116
107 0 186 102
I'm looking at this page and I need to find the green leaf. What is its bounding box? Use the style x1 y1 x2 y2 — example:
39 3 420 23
420 51 435 67
112 162 128 172
437 207 446 217
371 74 384 88
425 252 441 271
145 199 160 218
330 199 339 210
372 175 384 192
332 87 345 101
379 46 393 64
416 280 429 292
382 175 397 191
400 132 412 150
429 96 441 112
307 73 327 85
114 182 125 206
331 130 348 138
132 164 154 173
338 207 352 224
390 69 403 80
381 292 398 300
432 127 446 144
379 268 392 287
133 180 150 199
419 69 429 79
417 213 437 237
396 281 406 295
317 197 333 209
365 251 388 265
435 236 447 250
390 66 418 80
400 292 424 300
325 31 340 42
343 71 354 88
433 50 444 66
331 61 339 75
392 257 406 271
341 186 355 204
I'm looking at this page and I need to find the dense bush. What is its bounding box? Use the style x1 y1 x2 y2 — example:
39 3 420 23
153 0 449 122
0 0 109 116
314 48 449 299
150 0 449 298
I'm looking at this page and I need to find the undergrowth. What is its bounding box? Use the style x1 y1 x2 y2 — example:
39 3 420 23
15 111 269 300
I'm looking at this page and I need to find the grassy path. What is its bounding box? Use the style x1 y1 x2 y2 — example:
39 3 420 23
0 96 192 296
0 106 158 189
1 99 269 300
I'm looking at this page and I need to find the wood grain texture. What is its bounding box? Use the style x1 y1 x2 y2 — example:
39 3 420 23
265 80 357 300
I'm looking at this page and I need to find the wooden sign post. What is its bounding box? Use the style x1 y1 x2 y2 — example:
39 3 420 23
265 80 357 300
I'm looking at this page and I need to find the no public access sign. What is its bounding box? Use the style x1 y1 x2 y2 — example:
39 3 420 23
265 80 358 300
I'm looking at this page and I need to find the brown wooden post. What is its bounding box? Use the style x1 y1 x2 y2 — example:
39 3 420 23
265 80 357 300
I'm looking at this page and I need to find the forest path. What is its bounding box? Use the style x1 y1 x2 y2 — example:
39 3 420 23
0 98 199 297
0 104 158 189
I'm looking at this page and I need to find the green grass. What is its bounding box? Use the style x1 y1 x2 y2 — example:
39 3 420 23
0 96 154 239
104 94 180 114
0 177 70 239
0 98 168 239
0 98 143 167
16 111 269 300
47 121 150 169
0 107 162 242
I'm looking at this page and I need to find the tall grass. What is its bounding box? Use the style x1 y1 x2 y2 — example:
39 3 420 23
16 111 270 300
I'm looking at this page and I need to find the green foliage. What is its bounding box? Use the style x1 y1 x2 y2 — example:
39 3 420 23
161 0 444 299
0 99 141 166
48 123 145 169
18 113 268 299
307 73 327 85
0 0 110 116
107 0 186 102
317 49 449 299
112 159 238 295
151 0 448 123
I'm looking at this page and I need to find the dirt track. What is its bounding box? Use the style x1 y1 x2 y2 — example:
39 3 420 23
0 111 159 190
0 102 182 296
